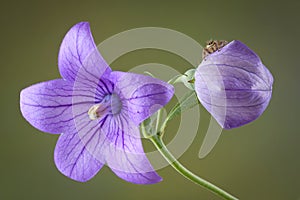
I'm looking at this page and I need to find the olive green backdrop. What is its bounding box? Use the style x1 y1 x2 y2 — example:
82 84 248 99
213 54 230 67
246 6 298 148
1 1 299 200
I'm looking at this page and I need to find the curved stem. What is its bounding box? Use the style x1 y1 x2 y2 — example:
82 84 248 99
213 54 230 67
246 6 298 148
149 134 238 200
155 109 162 134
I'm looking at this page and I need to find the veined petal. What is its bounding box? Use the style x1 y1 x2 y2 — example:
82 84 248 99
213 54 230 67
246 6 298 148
197 86 272 129
103 115 162 184
71 104 161 184
58 22 111 85
20 79 75 134
110 71 174 125
204 40 273 86
54 127 104 182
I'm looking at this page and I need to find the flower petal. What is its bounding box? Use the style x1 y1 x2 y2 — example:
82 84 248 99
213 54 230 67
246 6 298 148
204 40 273 86
197 84 272 129
195 40 273 129
103 115 162 184
58 22 111 84
20 79 76 134
71 106 161 184
110 71 174 125
54 127 104 182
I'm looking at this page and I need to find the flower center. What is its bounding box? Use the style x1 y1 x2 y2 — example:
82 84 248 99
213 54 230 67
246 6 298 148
88 94 122 120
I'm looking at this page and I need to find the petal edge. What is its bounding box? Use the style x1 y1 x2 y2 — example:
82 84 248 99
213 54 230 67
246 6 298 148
20 79 74 134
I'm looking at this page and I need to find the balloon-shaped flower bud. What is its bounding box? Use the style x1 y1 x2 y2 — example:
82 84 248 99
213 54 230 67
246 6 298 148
195 40 273 129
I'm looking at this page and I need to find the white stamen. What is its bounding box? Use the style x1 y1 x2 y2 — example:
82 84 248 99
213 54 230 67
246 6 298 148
88 104 103 120
88 94 122 120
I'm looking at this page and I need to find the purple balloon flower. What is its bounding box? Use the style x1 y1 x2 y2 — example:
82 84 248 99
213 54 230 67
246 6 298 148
195 40 273 129
20 22 174 184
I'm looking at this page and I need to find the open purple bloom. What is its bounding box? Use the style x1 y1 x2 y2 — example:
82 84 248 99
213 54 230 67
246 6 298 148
195 40 273 129
20 22 174 183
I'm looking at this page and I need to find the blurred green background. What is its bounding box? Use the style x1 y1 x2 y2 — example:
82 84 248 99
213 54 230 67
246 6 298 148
1 0 299 199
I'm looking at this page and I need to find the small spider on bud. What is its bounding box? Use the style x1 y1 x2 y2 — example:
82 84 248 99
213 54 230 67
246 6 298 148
202 40 228 59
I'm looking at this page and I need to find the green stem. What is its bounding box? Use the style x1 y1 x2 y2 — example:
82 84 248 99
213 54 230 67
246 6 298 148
155 109 162 134
149 134 238 200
